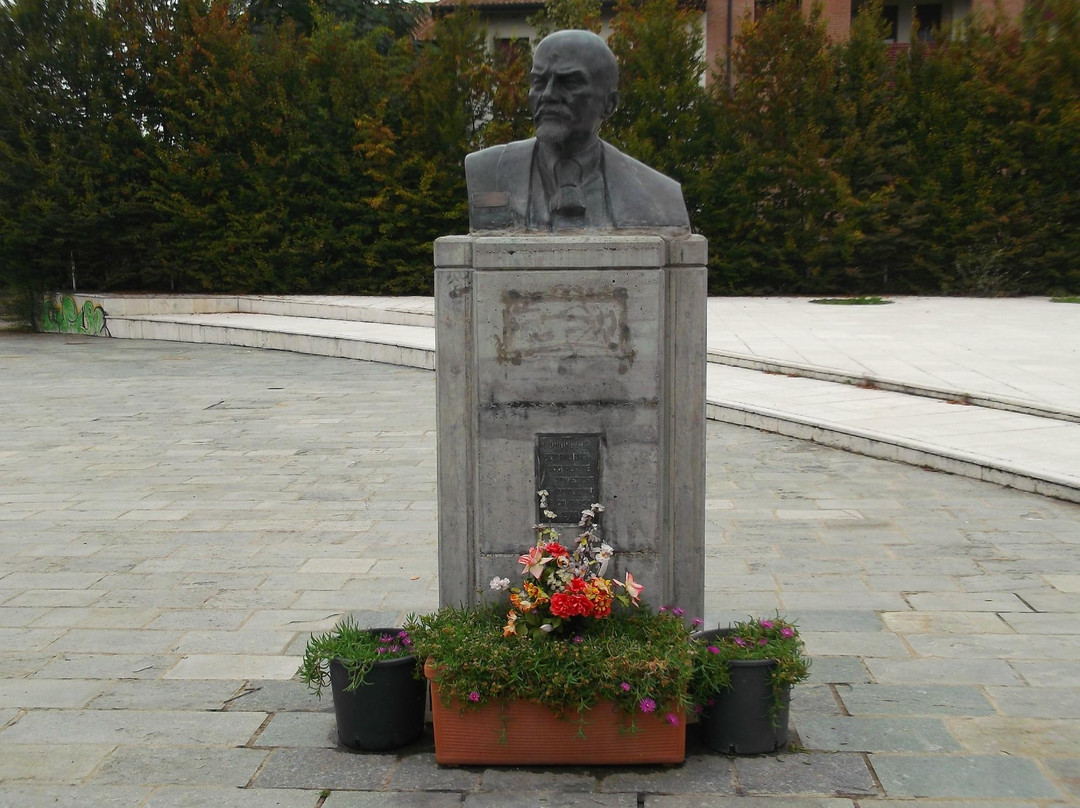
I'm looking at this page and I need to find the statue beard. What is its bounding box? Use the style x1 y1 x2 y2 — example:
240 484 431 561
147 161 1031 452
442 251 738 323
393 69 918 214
534 117 570 147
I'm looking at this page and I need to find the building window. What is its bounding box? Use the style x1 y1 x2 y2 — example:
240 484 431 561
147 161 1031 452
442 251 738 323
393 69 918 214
852 0 900 43
914 3 942 40
754 0 780 20
882 5 899 42
493 37 529 67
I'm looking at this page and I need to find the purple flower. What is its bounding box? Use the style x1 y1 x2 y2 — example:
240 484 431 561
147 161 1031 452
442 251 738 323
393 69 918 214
468 691 480 702
759 639 768 646
375 646 386 654
734 637 748 647
781 626 795 638
672 608 686 617
707 645 720 654
659 606 669 613
691 618 704 627
573 635 584 644
620 682 632 692
665 712 680 726
761 619 774 629
639 698 657 713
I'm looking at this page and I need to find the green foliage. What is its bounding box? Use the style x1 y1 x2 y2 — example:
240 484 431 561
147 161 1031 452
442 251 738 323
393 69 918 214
297 618 416 697
691 615 810 724
528 0 602 39
0 0 1076 301
809 296 891 305
706 0 855 294
407 604 694 721
606 0 714 215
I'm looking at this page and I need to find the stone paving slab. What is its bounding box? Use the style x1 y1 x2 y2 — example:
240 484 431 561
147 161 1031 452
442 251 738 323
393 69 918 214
2 337 1079 806
144 787 320 808
0 786 154 808
0 709 266 746
644 799 856 808
870 754 1067 800
250 748 397 790
88 746 269 787
734 753 877 797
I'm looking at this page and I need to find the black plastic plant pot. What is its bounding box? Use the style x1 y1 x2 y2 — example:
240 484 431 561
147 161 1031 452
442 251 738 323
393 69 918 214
695 629 791 755
328 646 426 752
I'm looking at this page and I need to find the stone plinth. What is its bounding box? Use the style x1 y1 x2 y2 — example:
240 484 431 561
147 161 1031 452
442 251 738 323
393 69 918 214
435 234 706 618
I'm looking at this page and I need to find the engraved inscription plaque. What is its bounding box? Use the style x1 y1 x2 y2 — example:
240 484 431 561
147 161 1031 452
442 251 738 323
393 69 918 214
536 434 601 523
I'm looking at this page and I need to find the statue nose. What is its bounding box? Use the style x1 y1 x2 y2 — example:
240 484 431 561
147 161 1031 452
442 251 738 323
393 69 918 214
539 76 559 99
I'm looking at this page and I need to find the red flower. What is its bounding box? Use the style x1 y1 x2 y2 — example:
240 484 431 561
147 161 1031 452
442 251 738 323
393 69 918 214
550 592 593 618
542 542 569 558
568 577 589 593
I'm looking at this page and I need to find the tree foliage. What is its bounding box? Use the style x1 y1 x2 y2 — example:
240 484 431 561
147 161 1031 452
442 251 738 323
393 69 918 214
1 0 1077 316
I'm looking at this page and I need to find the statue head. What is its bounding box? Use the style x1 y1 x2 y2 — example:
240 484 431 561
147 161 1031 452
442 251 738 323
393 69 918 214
529 30 620 156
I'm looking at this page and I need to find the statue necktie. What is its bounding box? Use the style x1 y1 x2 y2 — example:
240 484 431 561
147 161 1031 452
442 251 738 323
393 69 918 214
550 158 587 218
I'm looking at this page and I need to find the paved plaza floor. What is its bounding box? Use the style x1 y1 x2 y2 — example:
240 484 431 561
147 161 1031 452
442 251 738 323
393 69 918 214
1 332 1079 807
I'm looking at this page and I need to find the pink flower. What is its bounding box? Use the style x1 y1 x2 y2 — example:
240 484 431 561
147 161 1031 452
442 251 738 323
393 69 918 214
781 626 795 638
665 713 680 726
734 637 748 647
639 698 656 713
759 638 768 646
468 691 480 702
614 571 644 604
691 618 704 627
573 635 584 644
761 619 774 629
707 645 720 654
620 682 632 692
517 546 552 579
672 607 686 617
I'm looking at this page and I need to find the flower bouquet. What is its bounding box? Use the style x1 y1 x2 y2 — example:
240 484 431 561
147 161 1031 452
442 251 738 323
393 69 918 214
493 492 644 639
406 493 691 765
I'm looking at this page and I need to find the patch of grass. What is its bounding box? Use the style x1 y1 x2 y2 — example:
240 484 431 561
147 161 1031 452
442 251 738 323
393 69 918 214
1051 295 1080 303
809 296 892 305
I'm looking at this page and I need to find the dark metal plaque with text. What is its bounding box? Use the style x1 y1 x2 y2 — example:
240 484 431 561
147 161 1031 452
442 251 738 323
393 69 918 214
536 434 601 523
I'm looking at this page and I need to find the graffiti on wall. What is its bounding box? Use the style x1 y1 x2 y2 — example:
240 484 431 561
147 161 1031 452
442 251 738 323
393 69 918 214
41 296 107 336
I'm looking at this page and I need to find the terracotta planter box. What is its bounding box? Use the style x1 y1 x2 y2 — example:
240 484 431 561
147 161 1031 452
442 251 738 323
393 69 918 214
425 661 685 765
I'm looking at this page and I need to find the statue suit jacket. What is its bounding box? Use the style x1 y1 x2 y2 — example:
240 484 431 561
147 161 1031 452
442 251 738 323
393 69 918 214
465 137 690 231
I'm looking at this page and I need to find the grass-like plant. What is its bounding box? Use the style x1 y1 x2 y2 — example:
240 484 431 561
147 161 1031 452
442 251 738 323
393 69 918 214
809 296 892 305
297 618 416 697
1051 295 1080 303
690 615 811 724
406 604 694 725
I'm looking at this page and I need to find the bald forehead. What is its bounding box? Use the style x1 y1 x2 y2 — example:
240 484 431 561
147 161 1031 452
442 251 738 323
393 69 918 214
532 30 618 90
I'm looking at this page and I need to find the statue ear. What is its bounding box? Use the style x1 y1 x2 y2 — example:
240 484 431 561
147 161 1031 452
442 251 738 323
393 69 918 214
603 90 619 120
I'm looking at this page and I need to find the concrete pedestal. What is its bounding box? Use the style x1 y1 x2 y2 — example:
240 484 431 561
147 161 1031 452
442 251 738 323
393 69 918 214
435 234 707 618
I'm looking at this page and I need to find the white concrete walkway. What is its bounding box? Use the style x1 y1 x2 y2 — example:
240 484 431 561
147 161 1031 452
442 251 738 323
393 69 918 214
68 293 1080 503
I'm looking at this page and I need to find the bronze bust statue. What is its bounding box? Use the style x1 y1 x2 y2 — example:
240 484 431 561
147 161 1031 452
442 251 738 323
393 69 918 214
465 30 690 233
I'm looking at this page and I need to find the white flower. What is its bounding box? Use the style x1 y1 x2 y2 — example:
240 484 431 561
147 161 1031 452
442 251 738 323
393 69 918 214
543 509 557 521
595 542 614 576
591 503 605 513
489 576 510 591
540 623 554 633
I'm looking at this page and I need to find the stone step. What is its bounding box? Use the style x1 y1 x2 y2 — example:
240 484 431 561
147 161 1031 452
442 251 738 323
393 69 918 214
61 293 1080 504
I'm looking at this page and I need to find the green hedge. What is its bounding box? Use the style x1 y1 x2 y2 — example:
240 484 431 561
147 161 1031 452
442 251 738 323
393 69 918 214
1 0 1076 319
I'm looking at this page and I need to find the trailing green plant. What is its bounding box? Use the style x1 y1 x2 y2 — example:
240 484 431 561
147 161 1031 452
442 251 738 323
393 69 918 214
406 603 694 727
809 296 891 305
297 618 416 697
690 615 810 724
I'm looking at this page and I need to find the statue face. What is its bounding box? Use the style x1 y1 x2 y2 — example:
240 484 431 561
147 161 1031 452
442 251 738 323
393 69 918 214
529 31 618 154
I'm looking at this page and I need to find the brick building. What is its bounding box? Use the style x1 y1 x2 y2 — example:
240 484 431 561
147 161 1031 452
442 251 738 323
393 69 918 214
432 0 1028 75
